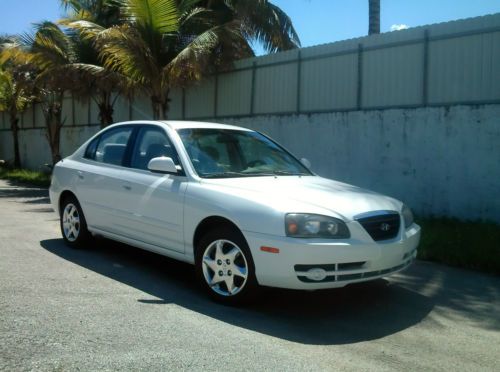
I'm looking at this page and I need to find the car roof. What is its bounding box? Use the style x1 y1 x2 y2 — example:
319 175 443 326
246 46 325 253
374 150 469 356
160 120 252 131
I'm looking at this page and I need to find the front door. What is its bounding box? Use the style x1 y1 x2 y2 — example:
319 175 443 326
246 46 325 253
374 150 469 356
119 126 187 253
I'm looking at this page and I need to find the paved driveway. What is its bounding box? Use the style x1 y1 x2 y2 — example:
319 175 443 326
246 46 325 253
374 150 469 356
0 180 499 371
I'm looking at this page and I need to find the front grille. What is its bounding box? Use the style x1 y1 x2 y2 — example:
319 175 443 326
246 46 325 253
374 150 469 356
356 212 400 241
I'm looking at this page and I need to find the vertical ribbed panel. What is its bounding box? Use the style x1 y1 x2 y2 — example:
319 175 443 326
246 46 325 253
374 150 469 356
217 70 253 116
254 63 298 114
362 43 424 108
131 95 152 120
111 95 129 123
185 77 216 118
74 98 89 126
428 31 500 104
168 88 183 119
301 54 358 111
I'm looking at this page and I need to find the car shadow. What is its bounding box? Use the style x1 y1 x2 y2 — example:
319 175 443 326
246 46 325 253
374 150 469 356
40 237 436 345
0 180 49 203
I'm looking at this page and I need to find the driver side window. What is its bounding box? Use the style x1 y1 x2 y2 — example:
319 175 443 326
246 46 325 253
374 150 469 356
130 127 180 170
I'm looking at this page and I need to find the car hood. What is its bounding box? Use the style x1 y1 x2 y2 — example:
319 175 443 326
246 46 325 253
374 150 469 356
201 175 403 221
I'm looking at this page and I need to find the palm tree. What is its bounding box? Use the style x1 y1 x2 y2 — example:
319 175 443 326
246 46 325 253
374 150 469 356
368 0 380 35
2 22 82 164
60 0 128 127
70 0 300 119
0 63 35 167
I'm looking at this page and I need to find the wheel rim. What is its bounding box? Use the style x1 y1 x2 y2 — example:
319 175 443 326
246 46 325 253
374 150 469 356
62 203 80 242
202 239 249 297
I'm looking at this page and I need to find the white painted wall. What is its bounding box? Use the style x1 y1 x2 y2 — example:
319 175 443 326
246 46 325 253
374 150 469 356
1 104 499 223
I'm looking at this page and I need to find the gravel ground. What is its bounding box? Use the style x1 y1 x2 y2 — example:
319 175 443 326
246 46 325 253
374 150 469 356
0 180 499 371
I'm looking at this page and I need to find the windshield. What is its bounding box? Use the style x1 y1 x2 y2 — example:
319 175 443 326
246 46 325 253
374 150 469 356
177 128 312 178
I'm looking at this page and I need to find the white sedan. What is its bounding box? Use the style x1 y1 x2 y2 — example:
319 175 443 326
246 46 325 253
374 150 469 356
50 120 420 304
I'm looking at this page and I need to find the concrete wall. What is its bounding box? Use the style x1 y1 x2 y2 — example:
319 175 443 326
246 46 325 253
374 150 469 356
1 104 499 223
0 126 100 171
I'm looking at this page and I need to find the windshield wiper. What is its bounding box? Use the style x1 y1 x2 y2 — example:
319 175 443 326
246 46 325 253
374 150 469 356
250 170 309 176
202 170 309 178
201 171 257 179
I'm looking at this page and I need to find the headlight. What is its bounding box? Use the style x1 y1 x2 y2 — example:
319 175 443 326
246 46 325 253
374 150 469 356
402 205 414 228
285 213 350 239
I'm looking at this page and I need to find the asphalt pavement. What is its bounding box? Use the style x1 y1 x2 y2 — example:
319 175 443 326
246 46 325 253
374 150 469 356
0 179 499 371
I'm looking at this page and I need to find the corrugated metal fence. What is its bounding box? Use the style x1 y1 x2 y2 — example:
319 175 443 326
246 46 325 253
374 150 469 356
174 12 500 120
1 13 500 129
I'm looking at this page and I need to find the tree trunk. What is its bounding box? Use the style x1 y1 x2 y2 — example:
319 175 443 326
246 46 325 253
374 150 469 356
43 95 64 165
151 90 170 120
9 111 21 168
368 0 380 35
98 91 114 128
152 98 160 120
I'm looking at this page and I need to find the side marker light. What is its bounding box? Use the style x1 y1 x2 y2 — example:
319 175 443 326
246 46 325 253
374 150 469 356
260 246 280 254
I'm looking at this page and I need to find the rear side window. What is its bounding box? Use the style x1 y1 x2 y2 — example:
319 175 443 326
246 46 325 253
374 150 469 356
85 127 133 166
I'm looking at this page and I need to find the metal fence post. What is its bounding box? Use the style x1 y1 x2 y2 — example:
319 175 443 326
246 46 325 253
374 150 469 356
87 97 91 125
356 43 363 110
72 93 76 126
250 61 257 115
296 50 302 114
129 97 133 120
214 70 219 118
422 29 430 106
182 88 186 120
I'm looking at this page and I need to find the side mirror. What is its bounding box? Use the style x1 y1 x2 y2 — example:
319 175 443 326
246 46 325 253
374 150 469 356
147 157 178 174
301 158 311 169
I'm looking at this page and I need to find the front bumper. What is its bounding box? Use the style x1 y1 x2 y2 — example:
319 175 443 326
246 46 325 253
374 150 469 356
243 223 421 290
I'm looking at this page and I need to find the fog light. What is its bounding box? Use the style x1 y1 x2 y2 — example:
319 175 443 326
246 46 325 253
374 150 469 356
306 268 327 281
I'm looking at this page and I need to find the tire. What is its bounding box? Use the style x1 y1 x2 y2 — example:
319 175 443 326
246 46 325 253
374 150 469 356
60 195 92 248
195 227 258 305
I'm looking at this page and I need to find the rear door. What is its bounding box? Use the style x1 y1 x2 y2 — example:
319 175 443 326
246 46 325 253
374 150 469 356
76 125 135 236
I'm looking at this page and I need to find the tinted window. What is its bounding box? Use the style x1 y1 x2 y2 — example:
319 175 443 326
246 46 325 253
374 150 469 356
91 127 133 166
84 137 99 159
130 127 180 170
177 128 311 178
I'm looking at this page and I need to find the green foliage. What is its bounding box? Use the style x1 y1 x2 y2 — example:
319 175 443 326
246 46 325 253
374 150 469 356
67 0 300 118
417 218 500 275
0 168 51 187
0 68 32 113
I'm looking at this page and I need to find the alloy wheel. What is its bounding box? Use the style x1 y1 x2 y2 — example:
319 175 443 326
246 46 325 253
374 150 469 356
62 203 80 242
201 239 249 296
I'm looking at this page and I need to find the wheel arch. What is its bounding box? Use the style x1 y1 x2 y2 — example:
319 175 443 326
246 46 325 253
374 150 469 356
58 190 78 214
192 216 247 254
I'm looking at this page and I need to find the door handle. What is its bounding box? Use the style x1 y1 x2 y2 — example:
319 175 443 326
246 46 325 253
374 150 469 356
122 185 131 190
77 171 84 180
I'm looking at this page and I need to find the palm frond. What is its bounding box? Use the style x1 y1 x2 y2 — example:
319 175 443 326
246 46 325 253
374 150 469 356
63 20 106 41
178 0 204 14
94 24 159 86
164 20 249 86
229 0 300 52
0 42 34 66
23 22 78 70
120 0 180 34
60 0 122 27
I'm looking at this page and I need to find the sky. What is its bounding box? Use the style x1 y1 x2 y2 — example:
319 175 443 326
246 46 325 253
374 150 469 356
1 0 500 51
